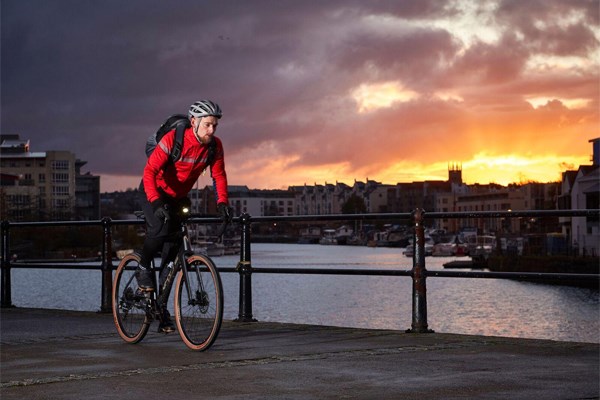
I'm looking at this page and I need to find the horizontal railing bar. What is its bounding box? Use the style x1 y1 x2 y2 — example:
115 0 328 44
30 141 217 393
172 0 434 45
246 268 598 282
426 209 599 219
8 262 600 283
250 267 413 276
4 209 597 228
243 209 599 224
10 262 104 270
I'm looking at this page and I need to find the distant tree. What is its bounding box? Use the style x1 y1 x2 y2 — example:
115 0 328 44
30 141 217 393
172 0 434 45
342 194 367 214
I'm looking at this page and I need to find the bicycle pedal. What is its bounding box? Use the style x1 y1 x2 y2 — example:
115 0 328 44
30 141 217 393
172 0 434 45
158 325 176 334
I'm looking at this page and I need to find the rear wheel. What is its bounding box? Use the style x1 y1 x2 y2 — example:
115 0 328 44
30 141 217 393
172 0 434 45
112 253 151 343
174 255 223 351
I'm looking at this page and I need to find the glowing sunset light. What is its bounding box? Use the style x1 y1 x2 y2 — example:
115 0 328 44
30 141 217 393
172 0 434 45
351 81 419 113
461 153 589 185
363 153 586 188
526 97 591 109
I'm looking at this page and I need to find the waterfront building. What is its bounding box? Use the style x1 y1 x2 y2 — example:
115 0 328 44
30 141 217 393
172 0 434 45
454 186 526 234
290 179 385 215
0 135 100 221
290 182 345 215
558 138 599 256
351 179 382 213
195 185 295 217
368 185 394 213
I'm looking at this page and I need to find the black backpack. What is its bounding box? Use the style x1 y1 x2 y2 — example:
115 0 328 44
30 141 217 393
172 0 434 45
145 114 217 166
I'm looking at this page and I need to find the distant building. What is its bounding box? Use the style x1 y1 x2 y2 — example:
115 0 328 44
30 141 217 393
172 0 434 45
290 182 338 215
195 185 295 217
455 186 526 234
558 138 599 256
0 134 100 221
75 160 101 220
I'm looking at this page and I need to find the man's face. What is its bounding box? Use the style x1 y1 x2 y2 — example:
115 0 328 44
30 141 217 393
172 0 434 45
192 116 219 144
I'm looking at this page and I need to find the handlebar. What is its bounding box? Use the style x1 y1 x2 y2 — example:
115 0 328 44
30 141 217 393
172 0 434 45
134 209 231 241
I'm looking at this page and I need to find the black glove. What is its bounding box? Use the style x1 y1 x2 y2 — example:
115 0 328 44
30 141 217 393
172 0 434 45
152 200 170 222
217 203 232 223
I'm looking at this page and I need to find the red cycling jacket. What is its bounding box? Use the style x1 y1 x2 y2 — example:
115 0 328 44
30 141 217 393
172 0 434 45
143 127 229 205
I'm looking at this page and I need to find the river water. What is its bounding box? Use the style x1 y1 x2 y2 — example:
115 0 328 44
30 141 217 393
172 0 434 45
9 243 599 343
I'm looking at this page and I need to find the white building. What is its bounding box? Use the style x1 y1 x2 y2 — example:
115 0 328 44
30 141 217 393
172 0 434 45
570 164 599 256
558 138 599 256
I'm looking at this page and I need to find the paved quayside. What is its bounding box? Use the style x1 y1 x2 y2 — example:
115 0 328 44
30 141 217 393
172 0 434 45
1 308 598 399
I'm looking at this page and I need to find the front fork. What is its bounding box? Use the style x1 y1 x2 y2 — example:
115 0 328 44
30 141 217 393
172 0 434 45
154 225 202 311
179 235 195 303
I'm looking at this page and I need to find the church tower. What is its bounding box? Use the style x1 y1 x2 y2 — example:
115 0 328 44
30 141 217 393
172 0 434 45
448 163 462 185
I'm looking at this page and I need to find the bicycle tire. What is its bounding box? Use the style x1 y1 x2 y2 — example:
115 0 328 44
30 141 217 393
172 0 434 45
174 254 224 351
112 253 151 344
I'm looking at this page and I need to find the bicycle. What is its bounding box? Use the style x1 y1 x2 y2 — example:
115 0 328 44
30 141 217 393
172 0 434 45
112 205 225 351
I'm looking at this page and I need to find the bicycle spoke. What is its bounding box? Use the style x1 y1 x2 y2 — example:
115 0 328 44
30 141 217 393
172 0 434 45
112 254 150 343
175 255 223 351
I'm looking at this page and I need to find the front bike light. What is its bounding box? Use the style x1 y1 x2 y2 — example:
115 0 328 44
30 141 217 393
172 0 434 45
182 206 190 214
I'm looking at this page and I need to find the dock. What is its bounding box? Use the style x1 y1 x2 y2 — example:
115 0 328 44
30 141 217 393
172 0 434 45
1 308 598 399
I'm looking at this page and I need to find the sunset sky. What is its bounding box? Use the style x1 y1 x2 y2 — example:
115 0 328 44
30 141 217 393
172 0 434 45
2 0 598 192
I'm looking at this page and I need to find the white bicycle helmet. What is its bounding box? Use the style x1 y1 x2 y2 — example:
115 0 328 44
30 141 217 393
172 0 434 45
189 100 223 119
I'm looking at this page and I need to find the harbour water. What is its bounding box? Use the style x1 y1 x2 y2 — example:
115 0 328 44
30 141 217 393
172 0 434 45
9 243 599 343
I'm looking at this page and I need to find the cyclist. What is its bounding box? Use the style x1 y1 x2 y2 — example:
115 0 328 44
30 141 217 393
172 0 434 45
137 99 232 333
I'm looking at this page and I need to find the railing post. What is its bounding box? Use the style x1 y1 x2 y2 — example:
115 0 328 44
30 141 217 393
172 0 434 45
407 208 433 333
100 217 114 313
236 213 256 322
1 220 13 308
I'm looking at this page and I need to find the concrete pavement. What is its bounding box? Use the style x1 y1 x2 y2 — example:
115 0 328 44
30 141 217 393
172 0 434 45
1 307 598 399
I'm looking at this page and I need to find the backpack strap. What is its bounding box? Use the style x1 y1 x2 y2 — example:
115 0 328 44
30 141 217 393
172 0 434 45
206 139 217 166
169 121 186 163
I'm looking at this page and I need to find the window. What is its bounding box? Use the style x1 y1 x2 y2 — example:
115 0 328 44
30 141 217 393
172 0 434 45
52 173 69 183
53 198 71 208
8 194 31 205
52 186 70 195
52 160 69 170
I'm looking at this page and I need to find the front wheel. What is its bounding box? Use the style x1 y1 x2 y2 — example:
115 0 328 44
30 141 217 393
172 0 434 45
174 255 224 351
112 253 151 344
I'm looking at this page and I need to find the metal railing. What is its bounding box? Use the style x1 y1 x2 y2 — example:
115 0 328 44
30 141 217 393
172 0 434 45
1 209 598 333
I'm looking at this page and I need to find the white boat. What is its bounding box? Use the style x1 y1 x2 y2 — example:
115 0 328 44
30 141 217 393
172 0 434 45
466 235 496 260
432 236 468 257
319 229 338 245
223 237 241 255
403 236 434 257
335 225 354 245
193 240 225 257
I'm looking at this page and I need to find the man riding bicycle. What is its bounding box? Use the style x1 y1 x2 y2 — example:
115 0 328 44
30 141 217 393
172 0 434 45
137 99 232 333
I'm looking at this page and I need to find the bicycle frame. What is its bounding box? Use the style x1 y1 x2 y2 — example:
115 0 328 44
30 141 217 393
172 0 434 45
113 207 226 350
156 212 223 313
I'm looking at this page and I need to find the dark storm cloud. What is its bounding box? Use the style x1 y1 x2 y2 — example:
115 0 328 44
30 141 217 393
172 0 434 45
1 0 453 171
